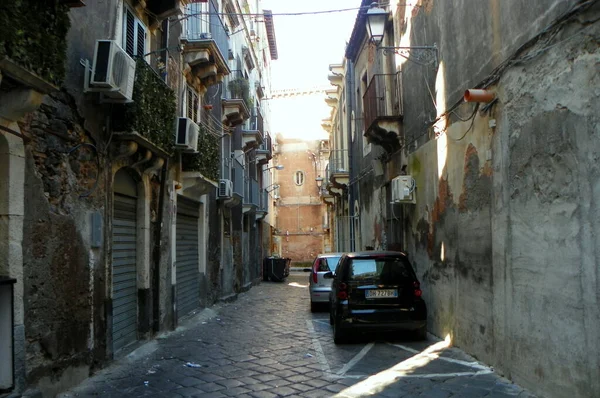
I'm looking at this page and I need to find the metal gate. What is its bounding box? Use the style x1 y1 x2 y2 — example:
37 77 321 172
176 196 200 320
112 193 138 353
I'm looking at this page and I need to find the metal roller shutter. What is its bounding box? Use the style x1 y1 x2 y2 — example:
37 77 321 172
176 196 200 319
112 193 138 352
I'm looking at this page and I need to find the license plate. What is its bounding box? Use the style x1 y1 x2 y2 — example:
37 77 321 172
365 289 398 299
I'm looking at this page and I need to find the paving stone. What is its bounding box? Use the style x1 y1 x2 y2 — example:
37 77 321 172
178 377 203 387
248 390 279 398
196 383 226 393
215 379 244 389
266 386 301 396
220 386 252 396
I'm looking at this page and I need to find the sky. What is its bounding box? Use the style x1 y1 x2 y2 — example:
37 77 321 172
260 0 360 140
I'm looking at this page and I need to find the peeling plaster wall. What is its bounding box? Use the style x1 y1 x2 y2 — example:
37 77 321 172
400 4 600 397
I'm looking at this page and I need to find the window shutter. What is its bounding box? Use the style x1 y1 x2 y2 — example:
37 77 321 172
125 10 135 56
136 21 146 57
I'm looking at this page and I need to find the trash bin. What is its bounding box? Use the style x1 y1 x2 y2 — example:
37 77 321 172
263 257 291 282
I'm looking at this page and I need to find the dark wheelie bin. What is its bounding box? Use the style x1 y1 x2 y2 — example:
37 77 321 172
263 257 291 282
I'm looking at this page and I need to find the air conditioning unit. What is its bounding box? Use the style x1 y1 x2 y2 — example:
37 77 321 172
91 40 136 102
391 175 416 204
175 117 200 152
218 179 233 199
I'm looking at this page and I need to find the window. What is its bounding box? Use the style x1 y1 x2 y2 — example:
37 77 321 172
294 171 305 186
224 0 239 28
186 85 200 122
123 7 147 58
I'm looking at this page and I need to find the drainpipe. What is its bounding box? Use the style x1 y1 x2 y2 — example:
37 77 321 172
464 89 495 103
152 157 169 333
347 60 356 252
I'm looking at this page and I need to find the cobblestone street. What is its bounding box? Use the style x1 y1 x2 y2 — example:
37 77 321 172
59 273 536 398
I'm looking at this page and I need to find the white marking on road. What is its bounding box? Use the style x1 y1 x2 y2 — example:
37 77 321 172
312 319 331 325
306 319 332 375
330 369 493 380
336 343 375 376
389 343 491 371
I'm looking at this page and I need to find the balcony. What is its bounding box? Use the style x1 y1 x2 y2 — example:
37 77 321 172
111 59 176 156
243 177 259 214
328 149 349 189
223 72 250 127
242 108 264 151
256 131 272 165
0 1 69 122
182 124 220 181
182 0 230 89
256 189 269 220
363 73 403 154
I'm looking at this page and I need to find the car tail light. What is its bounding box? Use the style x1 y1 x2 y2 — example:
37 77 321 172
413 281 422 297
337 283 348 300
312 270 318 284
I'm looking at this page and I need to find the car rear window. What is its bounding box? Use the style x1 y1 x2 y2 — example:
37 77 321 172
349 257 413 284
315 256 341 272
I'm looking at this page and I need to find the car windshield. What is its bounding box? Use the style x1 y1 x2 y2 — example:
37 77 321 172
316 256 341 272
349 257 413 284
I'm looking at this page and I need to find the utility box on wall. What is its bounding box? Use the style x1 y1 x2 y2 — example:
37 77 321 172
391 175 416 204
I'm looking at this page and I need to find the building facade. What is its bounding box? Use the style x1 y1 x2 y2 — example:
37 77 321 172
272 136 329 265
324 1 600 397
0 0 278 395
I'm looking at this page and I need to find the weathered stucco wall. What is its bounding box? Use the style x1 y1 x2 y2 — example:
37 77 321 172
400 3 599 397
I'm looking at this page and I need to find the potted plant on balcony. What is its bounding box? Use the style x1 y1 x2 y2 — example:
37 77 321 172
227 77 250 108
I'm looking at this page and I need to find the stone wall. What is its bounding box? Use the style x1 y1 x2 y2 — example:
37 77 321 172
398 2 600 397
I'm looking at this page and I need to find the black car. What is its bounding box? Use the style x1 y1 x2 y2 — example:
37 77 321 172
325 251 427 343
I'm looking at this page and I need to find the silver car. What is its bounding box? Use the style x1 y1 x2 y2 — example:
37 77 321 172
308 253 344 312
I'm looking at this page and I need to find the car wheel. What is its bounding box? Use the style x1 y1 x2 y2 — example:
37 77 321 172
414 325 427 341
333 318 347 344
310 301 318 313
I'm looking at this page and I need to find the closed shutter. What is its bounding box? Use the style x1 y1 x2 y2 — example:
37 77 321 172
124 8 146 57
176 196 200 319
112 193 138 352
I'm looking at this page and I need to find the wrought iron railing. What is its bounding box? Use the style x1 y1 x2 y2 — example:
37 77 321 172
362 73 403 130
259 189 269 212
183 0 229 58
249 107 264 133
232 158 244 196
328 149 349 180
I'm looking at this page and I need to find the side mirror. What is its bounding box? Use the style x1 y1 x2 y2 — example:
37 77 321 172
303 268 312 273
323 271 334 279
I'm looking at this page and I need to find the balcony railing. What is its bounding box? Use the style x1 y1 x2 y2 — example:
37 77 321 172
0 1 70 87
232 158 244 197
184 0 229 56
328 149 349 176
259 189 269 212
244 177 259 207
249 107 264 133
112 59 176 153
363 73 403 131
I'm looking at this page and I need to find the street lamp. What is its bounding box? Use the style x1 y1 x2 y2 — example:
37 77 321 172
264 164 284 171
365 3 438 66
315 176 324 188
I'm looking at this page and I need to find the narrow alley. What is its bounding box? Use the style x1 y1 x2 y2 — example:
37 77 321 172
59 273 534 398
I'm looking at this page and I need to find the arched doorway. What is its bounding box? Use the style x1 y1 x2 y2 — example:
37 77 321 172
112 168 139 353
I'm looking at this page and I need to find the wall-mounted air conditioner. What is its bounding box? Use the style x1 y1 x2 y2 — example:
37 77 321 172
91 40 136 102
391 175 416 204
175 117 200 153
218 179 233 199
